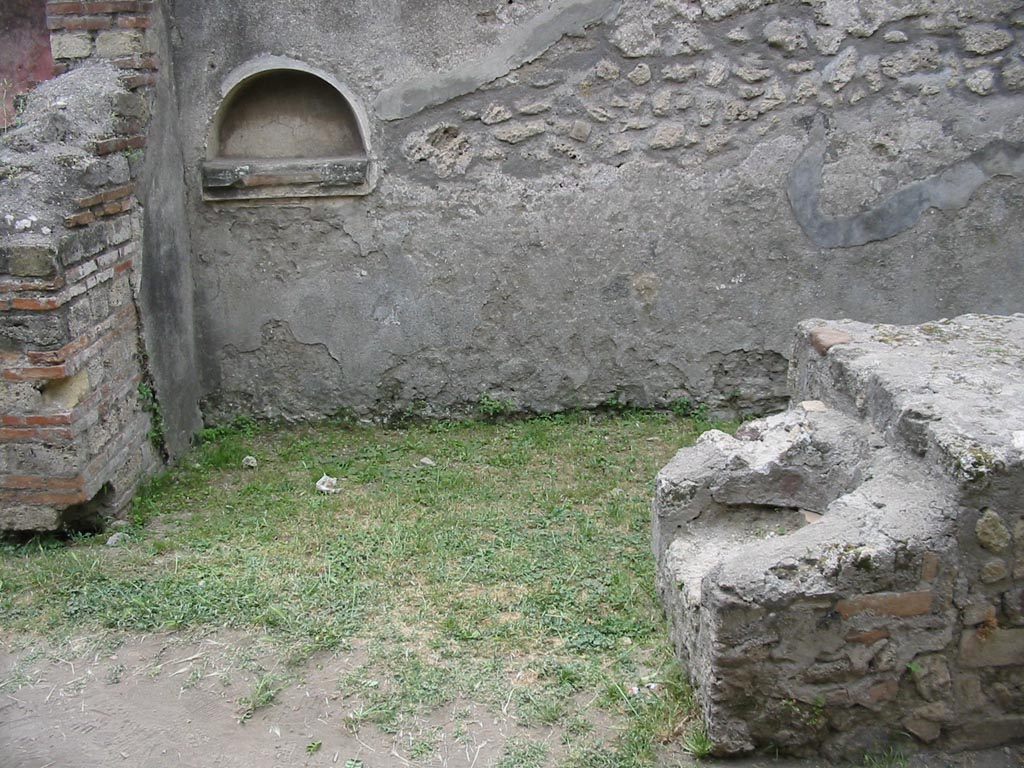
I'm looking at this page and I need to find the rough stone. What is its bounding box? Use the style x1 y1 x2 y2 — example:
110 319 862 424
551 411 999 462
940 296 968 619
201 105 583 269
705 58 730 87
480 103 513 124
977 509 1011 553
881 42 940 77
593 59 620 81
627 63 651 86
1001 63 1024 91
50 33 92 60
700 0 772 22
94 30 144 58
980 558 1008 583
959 25 1014 55
911 654 952 702
824 47 859 91
610 17 660 58
493 121 547 144
1015 519 1024 578
960 628 1024 667
568 119 592 142
763 18 809 52
648 125 696 150
965 69 995 96
662 63 700 82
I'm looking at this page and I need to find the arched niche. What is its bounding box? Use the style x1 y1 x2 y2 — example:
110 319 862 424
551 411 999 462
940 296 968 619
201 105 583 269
202 58 375 201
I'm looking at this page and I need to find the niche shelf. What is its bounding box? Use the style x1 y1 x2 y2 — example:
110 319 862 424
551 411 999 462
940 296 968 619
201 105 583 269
202 61 374 201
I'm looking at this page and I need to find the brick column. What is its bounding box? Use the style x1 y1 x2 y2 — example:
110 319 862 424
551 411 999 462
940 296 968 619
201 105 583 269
0 0 161 531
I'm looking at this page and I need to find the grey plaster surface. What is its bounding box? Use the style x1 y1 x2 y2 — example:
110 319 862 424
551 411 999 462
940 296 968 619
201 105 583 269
375 0 623 120
158 0 1024 422
137 4 203 456
789 116 1024 248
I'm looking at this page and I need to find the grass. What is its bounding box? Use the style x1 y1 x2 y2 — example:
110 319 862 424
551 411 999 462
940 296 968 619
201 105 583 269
0 409 726 766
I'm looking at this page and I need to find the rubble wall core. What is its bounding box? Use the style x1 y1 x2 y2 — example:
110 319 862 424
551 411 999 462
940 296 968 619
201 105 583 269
653 313 1024 757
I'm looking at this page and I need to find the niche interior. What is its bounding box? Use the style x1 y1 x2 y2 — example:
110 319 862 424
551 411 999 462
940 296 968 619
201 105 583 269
202 66 372 201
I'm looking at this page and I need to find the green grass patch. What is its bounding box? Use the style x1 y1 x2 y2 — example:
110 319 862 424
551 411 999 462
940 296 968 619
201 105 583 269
0 410 729 766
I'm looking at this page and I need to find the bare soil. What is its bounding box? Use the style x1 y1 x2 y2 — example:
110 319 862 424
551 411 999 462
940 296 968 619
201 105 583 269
1 631 550 768
3 631 1022 768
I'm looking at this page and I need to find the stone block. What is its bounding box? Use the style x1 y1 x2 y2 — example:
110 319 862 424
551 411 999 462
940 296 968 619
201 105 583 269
1 244 58 277
977 508 1011 553
959 628 1024 667
50 32 92 59
94 30 143 58
959 25 1014 55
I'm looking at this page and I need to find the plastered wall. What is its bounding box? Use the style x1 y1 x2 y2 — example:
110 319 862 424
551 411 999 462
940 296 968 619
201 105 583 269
165 0 1024 422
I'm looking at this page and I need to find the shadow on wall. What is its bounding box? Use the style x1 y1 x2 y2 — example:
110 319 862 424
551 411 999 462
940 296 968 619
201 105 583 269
201 60 373 201
0 0 54 128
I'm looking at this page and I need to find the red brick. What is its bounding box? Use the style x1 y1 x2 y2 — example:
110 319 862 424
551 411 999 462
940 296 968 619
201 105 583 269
0 489 86 506
0 276 65 294
846 627 890 645
82 1 141 12
103 183 135 202
835 591 934 619
117 15 150 28
48 15 113 30
123 72 156 89
810 327 854 356
64 210 95 227
24 413 74 426
76 191 106 208
111 54 158 71
94 137 128 155
11 296 61 310
1 474 83 491
47 2 85 14
2 415 25 426
0 426 74 442
921 552 940 583
2 364 68 381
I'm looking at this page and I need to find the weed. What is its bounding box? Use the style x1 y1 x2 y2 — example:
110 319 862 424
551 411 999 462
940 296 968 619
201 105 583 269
105 663 126 685
497 737 548 768
477 392 516 419
670 398 709 421
238 673 284 722
862 745 908 768
137 380 165 452
305 740 322 754
680 723 713 757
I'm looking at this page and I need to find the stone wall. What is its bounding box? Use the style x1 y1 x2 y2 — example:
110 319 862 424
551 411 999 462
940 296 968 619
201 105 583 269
652 314 1024 757
0 0 200 531
164 0 1024 422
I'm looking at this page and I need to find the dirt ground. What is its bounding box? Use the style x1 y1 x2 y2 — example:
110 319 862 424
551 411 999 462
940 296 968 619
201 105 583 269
0 631 542 768
2 632 1022 768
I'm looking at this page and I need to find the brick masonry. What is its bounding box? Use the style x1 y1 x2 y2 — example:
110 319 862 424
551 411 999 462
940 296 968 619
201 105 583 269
0 0 160 530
